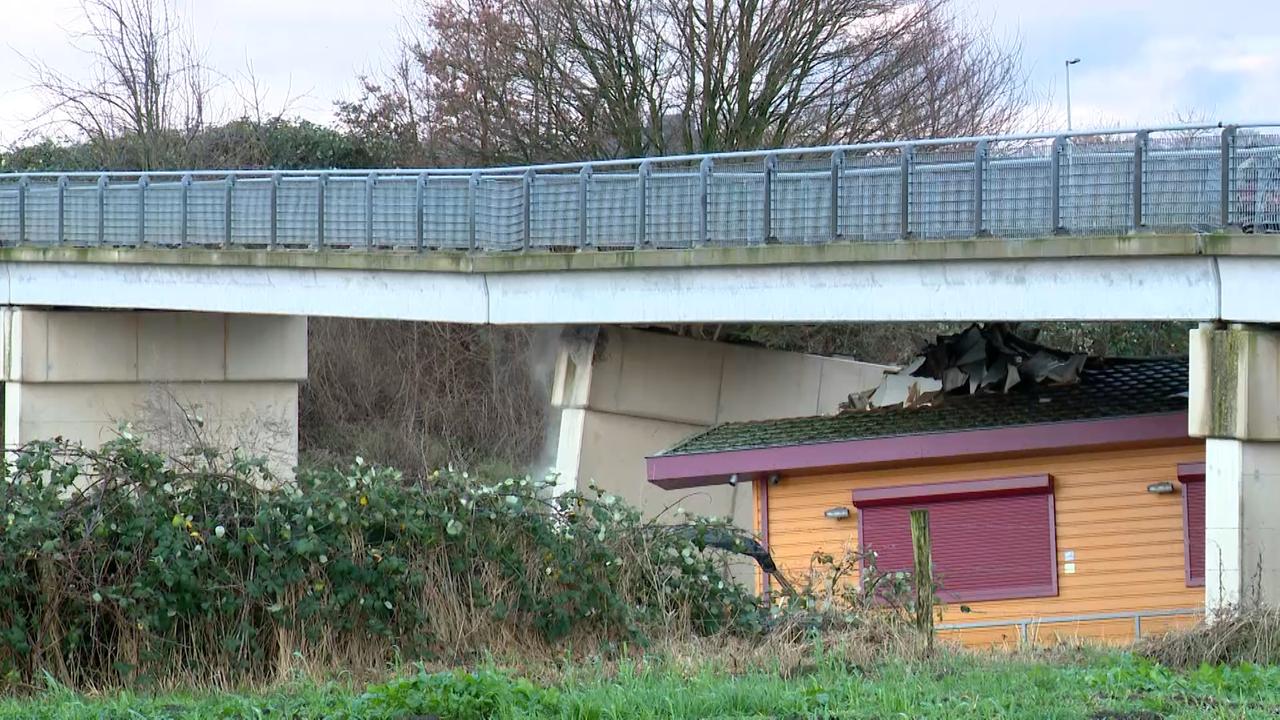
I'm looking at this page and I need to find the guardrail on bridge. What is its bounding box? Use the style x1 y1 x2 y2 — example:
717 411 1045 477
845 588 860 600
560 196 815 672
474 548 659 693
1 122 1278 253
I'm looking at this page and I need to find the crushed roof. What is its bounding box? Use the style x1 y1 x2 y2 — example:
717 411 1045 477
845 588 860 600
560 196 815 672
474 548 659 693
659 357 1188 457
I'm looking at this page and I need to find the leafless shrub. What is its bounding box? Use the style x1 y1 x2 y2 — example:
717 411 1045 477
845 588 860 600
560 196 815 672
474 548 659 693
300 318 552 476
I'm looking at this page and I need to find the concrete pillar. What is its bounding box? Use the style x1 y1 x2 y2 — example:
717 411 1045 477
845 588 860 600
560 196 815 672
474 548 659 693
549 327 890 528
1190 323 1280 609
1 308 307 476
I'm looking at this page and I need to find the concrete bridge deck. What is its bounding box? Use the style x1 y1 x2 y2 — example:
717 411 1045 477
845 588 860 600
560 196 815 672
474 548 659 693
0 233 1276 323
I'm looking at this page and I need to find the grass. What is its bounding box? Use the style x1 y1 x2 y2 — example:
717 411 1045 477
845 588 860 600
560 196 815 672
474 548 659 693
3 648 1280 720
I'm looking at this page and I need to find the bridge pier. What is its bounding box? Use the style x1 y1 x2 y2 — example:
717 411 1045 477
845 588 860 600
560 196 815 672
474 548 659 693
1 308 306 475
549 327 888 526
1190 323 1280 610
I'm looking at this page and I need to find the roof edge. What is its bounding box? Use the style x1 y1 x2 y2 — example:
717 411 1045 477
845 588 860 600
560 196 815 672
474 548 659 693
646 411 1190 490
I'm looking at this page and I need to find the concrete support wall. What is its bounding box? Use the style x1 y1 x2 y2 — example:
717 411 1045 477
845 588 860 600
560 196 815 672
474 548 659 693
1 309 307 474
550 327 890 527
1190 323 1280 609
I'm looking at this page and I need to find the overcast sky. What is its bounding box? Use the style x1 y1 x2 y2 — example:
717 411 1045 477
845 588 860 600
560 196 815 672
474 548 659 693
1 0 1277 148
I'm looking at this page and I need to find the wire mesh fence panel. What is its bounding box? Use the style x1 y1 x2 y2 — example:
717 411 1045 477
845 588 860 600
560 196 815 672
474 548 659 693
1061 138 1134 235
840 154 900 242
104 183 146 246
588 172 640 248
227 178 268 246
529 174 580 249
275 178 318 248
709 162 763 246
774 156 832 244
0 182 18 244
1143 132 1220 230
910 146 975 239
62 184 99 246
144 182 184 245
476 176 523 250
647 168 700 248
22 182 61 245
1233 129 1280 232
320 177 365 248
985 144 1053 238
422 177 473 249
371 177 416 248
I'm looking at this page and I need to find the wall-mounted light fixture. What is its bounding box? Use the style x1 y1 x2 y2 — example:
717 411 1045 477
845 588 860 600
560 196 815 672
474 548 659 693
727 473 739 487
1147 481 1175 494
824 506 851 520
768 473 781 486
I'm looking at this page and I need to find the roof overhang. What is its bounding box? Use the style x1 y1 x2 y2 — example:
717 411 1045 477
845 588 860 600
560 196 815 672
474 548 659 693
646 411 1190 490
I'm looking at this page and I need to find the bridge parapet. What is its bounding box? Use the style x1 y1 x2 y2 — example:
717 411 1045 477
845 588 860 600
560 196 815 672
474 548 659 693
2 123 1278 252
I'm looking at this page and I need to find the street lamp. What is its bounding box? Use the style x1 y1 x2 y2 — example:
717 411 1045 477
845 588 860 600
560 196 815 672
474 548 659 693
1065 58 1081 131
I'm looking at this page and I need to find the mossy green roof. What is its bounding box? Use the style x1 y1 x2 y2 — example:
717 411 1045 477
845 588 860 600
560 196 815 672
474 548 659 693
661 358 1188 457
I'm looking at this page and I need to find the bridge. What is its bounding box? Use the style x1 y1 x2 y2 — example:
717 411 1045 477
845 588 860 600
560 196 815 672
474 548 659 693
1 122 1279 323
3 121 1280 614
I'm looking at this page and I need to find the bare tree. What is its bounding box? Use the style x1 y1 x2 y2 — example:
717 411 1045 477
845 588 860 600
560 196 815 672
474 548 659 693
25 0 214 168
348 0 1027 163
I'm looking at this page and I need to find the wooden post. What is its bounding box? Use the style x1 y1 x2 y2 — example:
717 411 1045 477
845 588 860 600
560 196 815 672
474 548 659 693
910 508 935 650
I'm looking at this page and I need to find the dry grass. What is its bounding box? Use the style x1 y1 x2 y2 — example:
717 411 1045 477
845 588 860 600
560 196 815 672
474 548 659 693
1137 605 1280 669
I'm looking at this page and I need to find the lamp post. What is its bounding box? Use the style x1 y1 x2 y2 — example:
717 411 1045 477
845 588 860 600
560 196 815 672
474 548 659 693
1065 58 1081 131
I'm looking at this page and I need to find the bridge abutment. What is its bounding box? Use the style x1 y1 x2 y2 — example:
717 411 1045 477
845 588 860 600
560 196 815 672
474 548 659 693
1 308 306 475
1190 323 1280 610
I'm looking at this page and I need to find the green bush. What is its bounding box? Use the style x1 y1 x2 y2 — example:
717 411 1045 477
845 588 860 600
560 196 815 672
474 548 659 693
0 435 760 691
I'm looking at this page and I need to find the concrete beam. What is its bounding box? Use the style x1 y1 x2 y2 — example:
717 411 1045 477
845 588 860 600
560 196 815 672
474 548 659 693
2 254 1270 324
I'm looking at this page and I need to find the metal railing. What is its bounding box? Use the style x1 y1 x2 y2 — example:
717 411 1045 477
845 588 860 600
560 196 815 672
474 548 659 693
1 122 1278 253
938 607 1204 644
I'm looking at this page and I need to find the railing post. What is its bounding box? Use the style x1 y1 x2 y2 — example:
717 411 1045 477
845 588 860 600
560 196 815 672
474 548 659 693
179 174 191 247
468 172 480 252
1132 130 1148 232
316 174 327 251
1050 136 1065 234
1220 124 1237 228
57 175 69 245
269 173 280 249
636 161 650 249
14 175 28 244
522 169 534 252
762 153 777 244
135 175 148 247
898 145 913 240
830 149 844 241
15 176 28 246
973 140 988 237
698 156 712 247
415 173 427 252
578 165 592 249
98 174 109 246
222 174 234 249
366 170 373 245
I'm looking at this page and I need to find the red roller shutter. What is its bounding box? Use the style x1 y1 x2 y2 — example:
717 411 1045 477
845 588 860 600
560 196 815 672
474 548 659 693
1180 463 1205 587
853 475 1058 603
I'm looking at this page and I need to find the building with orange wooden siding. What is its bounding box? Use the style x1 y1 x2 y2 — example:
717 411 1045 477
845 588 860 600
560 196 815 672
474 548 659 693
647 358 1206 646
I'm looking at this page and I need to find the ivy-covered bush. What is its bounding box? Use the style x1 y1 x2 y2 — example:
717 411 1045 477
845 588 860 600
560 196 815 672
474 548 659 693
0 436 760 691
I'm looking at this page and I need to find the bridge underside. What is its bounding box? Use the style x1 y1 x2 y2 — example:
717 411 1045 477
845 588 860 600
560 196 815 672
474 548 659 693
1 234 1278 324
